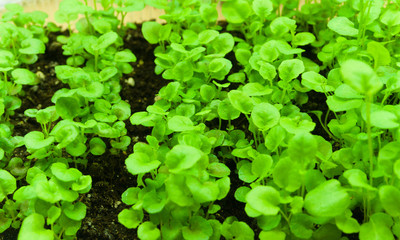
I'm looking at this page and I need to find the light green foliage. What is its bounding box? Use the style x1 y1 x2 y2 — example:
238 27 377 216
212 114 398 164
328 17 359 36
304 180 350 217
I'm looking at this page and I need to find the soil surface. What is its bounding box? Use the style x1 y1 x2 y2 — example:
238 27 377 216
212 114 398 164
1 24 356 240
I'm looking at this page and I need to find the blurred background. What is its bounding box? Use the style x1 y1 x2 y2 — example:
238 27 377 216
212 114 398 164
0 0 167 23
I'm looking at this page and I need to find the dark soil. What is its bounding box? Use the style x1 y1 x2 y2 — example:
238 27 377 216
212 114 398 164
1 23 352 240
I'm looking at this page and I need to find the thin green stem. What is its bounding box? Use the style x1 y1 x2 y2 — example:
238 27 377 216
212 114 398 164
365 93 374 220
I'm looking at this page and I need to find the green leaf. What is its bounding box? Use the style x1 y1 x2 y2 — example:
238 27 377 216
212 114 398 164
11 68 39 85
341 59 382 95
47 206 61 225
273 157 303 192
100 67 118 81
328 17 359 36
138 221 160 240
172 61 193 82
89 138 106 156
24 131 54 151
343 169 374 190
326 95 363 112
359 213 395 240
77 81 104 98
238 161 258 183
198 30 219 44
260 41 279 62
246 186 280 215
278 59 305 81
71 175 92 193
289 213 314 239
279 116 316 134
304 179 350 217
166 145 203 173
243 82 273 96
252 154 273 180
367 41 391 67
186 177 219 203
369 108 399 129
126 150 160 175
251 102 280 130
270 17 296 35
335 210 360 234
142 21 161 44
55 97 80 120
35 180 62 203
63 202 87 221
218 99 241 120
259 230 286 240
95 31 118 50
221 0 251 24
288 132 318 165
259 62 277 81
51 162 82 182
118 209 143 229
292 32 316 46
380 8 400 26
210 33 234 55
252 0 273 18
19 38 45 55
114 49 137 62
112 101 131 121
221 218 254 240
301 71 335 92
228 90 254 114
143 190 167 214
167 116 194 132
207 163 230 178
18 214 53 240
379 185 400 217
0 170 16 202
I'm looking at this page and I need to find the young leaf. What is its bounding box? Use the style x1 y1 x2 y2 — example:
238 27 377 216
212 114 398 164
125 151 160 175
292 32 316 46
379 185 400 217
289 213 314 239
259 230 286 240
367 41 391 67
252 0 273 18
167 116 194 132
51 162 82 182
11 68 39 85
228 90 254 114
245 186 280 215
221 0 251 24
142 21 162 44
138 221 161 240
270 17 296 35
251 102 280 130
304 180 350 217
19 38 45 55
278 59 305 81
359 213 395 240
18 214 53 240
0 169 16 202
118 209 144 229
340 59 382 95
24 131 54 150
166 145 203 173
273 157 303 192
95 31 118 50
301 71 335 92
63 202 87 221
328 17 359 37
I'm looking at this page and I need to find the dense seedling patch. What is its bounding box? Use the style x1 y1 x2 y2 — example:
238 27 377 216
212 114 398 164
1 0 400 239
